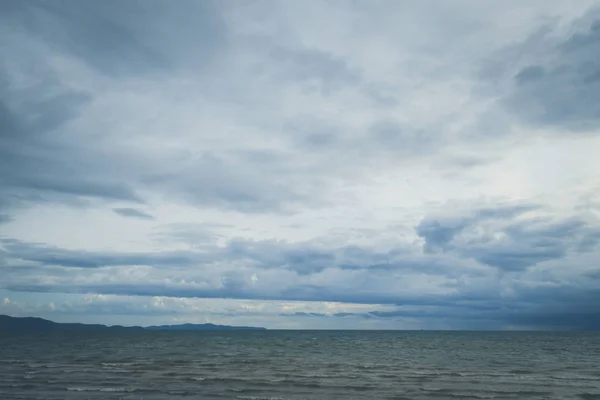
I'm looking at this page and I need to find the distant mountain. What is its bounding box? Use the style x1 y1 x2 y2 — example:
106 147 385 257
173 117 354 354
0 315 266 333
146 323 266 331
0 315 138 333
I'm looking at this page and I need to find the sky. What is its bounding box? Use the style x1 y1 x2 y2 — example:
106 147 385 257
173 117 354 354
1 0 600 330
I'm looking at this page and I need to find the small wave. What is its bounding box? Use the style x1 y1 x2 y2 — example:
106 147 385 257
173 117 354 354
67 386 137 392
227 359 265 365
195 376 287 386
168 390 196 395
356 363 386 370
376 373 401 379
419 390 496 400
100 362 139 367
1 384 37 390
420 387 555 398
26 363 50 369
58 368 92 374
508 369 536 374
236 396 287 400
551 374 598 382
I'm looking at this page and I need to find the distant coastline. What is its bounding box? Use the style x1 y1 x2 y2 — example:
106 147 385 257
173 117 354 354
0 315 267 333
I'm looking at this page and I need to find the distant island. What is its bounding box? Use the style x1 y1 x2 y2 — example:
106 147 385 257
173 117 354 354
0 315 266 333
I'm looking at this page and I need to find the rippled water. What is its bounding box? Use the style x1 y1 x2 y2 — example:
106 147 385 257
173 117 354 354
1 331 599 399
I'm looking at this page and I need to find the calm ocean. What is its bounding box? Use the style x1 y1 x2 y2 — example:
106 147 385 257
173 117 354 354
1 330 599 400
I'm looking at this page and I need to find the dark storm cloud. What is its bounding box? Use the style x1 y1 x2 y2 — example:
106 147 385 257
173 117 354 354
0 0 424 217
2 0 271 215
0 237 392 275
417 205 600 271
0 0 320 215
0 83 143 209
466 219 600 271
281 285 600 331
0 233 492 309
501 284 600 330
584 268 600 280
468 218 600 270
3 204 600 331
0 1 164 212
503 10 600 132
0 56 127 207
0 238 201 269
416 204 538 253
0 235 485 280
113 208 155 220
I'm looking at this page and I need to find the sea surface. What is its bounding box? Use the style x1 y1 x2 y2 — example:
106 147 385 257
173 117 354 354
1 330 599 400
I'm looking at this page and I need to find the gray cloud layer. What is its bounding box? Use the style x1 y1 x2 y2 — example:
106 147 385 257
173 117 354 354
113 208 155 220
1 1 600 330
494 9 600 132
2 201 600 329
417 205 600 271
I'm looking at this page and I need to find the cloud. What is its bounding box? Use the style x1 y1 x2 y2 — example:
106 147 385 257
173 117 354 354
416 203 600 271
496 8 600 132
416 203 538 253
150 222 225 248
0 0 243 214
142 152 315 213
113 207 154 220
268 46 362 95
0 21 141 211
2 198 600 330
0 0 503 218
285 294 600 331
2 1 599 330
2 1 225 76
0 238 199 269
0 235 480 277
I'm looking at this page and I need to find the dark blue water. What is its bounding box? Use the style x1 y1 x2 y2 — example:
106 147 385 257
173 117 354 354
1 331 599 399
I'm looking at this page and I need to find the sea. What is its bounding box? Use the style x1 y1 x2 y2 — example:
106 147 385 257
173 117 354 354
1 330 599 400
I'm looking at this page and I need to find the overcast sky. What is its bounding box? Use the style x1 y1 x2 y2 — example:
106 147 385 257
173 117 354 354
1 0 600 330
